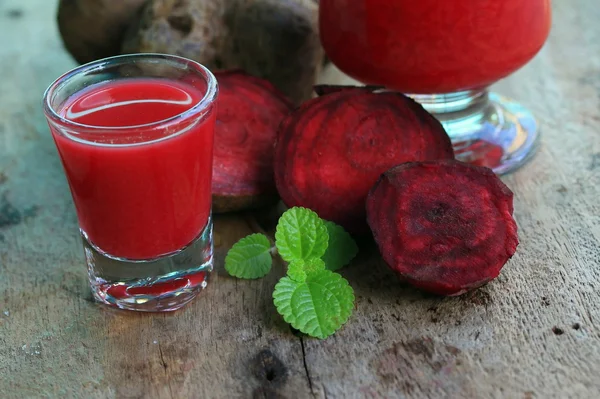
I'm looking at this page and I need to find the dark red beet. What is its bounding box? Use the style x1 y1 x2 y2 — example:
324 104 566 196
366 160 519 296
274 86 454 232
213 70 293 213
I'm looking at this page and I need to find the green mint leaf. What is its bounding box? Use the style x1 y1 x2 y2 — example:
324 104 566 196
287 258 326 283
322 221 359 271
275 207 328 263
273 270 355 339
287 261 308 283
225 233 272 279
302 258 326 274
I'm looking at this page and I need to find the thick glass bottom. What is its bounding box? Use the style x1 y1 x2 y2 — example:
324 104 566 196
84 217 213 312
411 90 540 175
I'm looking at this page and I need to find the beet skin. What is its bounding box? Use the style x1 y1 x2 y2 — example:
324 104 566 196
274 86 454 233
366 160 519 296
212 71 293 213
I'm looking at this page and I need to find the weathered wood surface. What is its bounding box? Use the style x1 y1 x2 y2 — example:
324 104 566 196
1 0 599 397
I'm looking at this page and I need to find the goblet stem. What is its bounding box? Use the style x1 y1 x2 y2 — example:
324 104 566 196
410 89 540 175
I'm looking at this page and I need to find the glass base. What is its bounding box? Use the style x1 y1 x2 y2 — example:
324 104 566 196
84 218 213 312
411 90 540 175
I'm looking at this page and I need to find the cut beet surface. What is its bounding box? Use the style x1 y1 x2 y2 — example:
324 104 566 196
366 160 519 296
274 85 454 233
212 70 293 213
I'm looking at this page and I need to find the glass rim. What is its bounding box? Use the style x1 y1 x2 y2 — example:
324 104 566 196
42 53 218 132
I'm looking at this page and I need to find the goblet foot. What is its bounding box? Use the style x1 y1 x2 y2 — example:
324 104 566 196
411 90 540 175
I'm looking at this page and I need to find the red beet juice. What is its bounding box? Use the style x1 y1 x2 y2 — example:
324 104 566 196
320 0 551 93
50 78 215 260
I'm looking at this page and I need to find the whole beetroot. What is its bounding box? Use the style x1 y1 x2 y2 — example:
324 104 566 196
274 86 455 233
122 0 324 105
366 160 519 296
57 0 146 64
212 71 293 213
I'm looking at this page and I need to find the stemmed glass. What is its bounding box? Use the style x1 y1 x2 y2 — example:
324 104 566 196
320 0 552 173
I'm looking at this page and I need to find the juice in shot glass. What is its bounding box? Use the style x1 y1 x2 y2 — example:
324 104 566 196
43 54 218 312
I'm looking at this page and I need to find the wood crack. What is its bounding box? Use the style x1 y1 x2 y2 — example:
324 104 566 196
300 337 316 397
158 342 168 371
158 342 175 399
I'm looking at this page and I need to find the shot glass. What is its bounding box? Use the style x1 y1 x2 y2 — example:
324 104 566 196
43 54 218 312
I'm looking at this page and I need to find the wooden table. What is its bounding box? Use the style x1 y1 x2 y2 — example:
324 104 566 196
1 0 599 397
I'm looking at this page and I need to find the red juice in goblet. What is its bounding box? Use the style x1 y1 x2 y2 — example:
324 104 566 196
320 0 552 173
320 0 551 93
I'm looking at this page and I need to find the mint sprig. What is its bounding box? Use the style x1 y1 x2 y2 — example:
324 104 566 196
275 207 328 263
322 221 359 271
224 233 272 279
224 207 358 339
273 270 355 339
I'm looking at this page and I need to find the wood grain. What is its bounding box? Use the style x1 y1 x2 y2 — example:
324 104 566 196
0 0 599 398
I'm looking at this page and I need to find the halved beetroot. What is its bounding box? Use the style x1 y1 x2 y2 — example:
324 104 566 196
366 160 519 296
213 70 293 213
274 86 454 233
